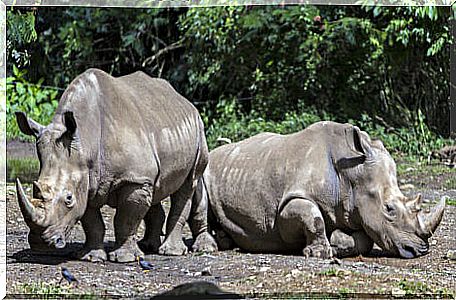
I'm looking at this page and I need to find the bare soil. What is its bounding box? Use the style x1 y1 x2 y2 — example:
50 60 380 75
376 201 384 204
5 159 456 298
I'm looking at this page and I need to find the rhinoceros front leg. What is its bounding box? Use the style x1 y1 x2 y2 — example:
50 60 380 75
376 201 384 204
278 198 332 259
78 207 107 262
109 184 150 263
330 229 373 258
138 203 165 254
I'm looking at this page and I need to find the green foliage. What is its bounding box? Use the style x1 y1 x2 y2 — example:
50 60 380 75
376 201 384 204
35 8 185 87
7 9 37 68
7 66 59 140
181 5 452 135
7 158 39 183
350 113 449 157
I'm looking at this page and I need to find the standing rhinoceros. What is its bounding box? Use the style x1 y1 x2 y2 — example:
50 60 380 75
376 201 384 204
196 121 445 258
15 68 216 263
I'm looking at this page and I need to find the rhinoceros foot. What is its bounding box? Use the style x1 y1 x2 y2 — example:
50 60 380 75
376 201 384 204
158 238 188 256
303 242 333 259
192 232 218 253
76 248 107 263
214 229 235 250
109 246 143 263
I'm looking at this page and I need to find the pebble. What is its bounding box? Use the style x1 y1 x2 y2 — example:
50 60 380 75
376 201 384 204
290 269 302 277
399 184 415 190
259 266 270 272
446 250 456 260
201 267 212 276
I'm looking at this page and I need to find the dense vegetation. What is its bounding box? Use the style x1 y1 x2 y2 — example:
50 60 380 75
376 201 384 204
6 5 455 157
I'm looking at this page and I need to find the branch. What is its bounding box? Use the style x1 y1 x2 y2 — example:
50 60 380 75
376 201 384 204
142 40 184 67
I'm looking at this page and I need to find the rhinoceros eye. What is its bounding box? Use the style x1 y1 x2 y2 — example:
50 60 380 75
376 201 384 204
64 192 75 208
384 203 396 217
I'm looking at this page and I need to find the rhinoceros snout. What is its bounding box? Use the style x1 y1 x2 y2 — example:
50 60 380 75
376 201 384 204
47 234 66 249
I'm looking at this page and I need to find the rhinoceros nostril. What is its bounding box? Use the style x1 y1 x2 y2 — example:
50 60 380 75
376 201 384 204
54 236 66 249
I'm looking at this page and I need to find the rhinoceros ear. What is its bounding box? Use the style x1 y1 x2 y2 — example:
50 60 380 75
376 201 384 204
337 126 373 169
345 126 372 157
63 111 77 136
15 112 44 138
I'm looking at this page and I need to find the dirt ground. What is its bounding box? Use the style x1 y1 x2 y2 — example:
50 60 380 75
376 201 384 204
4 156 456 298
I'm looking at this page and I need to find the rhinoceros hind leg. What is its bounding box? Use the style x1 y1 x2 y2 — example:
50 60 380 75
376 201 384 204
138 203 165 254
192 232 218 253
158 182 194 256
330 229 373 258
78 207 107 262
109 184 150 263
278 198 332 259
189 179 217 253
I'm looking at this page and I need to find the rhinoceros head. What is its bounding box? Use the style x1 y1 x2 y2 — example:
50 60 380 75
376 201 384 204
15 111 89 250
338 126 445 258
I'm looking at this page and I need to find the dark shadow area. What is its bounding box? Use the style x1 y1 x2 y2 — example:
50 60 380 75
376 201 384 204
9 242 84 265
8 241 121 265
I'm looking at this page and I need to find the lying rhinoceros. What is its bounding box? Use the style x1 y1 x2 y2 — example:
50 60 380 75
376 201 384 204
15 68 216 263
196 121 445 258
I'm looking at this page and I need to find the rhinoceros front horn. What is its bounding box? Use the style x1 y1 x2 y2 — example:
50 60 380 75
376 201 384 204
16 178 42 225
418 196 446 237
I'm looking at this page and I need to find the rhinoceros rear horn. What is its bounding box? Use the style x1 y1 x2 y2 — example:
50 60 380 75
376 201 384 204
16 178 42 225
418 196 446 237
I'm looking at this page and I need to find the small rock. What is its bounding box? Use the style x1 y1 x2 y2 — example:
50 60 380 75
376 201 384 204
446 250 456 260
391 287 406 297
259 266 270 272
201 267 212 276
330 258 342 265
291 269 302 277
430 239 437 246
400 184 415 190
256 282 263 288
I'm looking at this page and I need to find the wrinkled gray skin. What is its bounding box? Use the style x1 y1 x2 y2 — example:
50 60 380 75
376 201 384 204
197 121 445 259
15 68 217 263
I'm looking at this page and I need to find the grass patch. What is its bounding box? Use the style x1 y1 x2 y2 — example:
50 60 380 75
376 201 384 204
446 198 456 206
443 177 456 190
318 268 351 277
11 282 96 299
7 158 39 183
397 279 432 295
395 279 454 297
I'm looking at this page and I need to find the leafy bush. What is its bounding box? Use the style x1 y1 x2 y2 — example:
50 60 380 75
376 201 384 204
204 98 451 159
351 113 450 158
7 65 59 140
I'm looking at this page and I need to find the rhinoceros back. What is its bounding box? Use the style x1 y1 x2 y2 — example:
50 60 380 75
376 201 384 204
55 68 205 202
